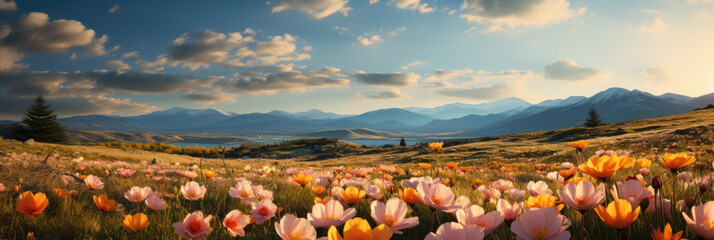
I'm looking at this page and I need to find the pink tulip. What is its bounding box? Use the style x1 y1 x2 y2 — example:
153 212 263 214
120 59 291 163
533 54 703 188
510 207 571 240
307 199 356 228
496 199 523 222
180 181 207 201
229 181 255 203
85 175 104 190
455 205 504 235
683 201 714 239
557 181 605 212
124 186 152 203
223 210 251 237
251 199 277 225
173 211 213 240
611 179 652 208
275 214 317 240
145 192 166 211
371 197 419 234
425 222 485 240
527 181 553 196
418 182 461 213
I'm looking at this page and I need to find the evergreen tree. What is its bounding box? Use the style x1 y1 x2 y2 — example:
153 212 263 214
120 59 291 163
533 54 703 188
12 96 69 143
399 138 406 147
584 107 602 127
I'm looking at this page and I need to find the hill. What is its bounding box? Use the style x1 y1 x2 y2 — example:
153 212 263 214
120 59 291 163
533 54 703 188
301 128 399 139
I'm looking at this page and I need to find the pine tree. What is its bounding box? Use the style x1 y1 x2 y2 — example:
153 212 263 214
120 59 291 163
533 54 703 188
399 138 406 147
12 96 69 143
584 107 602 127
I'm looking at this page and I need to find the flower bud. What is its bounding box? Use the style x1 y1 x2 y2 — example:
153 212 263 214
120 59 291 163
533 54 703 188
652 176 663 190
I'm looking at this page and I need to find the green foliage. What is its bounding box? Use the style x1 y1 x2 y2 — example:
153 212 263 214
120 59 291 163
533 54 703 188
399 138 406 147
12 96 69 143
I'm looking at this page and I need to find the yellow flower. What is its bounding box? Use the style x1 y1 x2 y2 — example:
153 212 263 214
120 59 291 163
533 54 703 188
636 158 652 169
651 223 684 240
398 188 420 204
578 155 632 179
292 173 314 186
315 196 332 205
428 142 443 152
595 199 640 230
418 163 431 170
93 194 117 212
569 140 588 151
123 213 149 232
328 218 392 240
202 170 218 179
16 191 49 216
524 194 564 211
339 186 366 204
659 152 696 170
444 162 458 170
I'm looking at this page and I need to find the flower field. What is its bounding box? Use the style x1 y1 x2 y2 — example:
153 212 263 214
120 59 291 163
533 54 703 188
1 128 714 239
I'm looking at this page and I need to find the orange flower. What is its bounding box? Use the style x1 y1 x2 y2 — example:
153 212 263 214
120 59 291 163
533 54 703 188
428 142 443 152
398 188 420 204
16 191 49 216
339 186 366 204
567 177 588 185
53 188 68 200
578 155 632 179
93 194 117 212
652 223 684 240
311 186 325 195
315 196 332 205
418 163 431 170
659 152 696 171
595 199 640 230
292 173 314 186
569 140 588 151
459 166 470 172
123 213 149 232
445 162 458 170
202 170 218 179
524 194 564 211
328 218 392 240
558 168 578 180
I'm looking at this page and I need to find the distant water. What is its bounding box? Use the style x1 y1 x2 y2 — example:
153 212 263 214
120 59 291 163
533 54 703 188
166 139 420 148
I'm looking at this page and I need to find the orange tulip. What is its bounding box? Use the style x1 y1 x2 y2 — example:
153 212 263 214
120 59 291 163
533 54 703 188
123 213 149 232
339 186 365 204
16 191 49 216
93 194 117 212
659 152 696 171
595 199 640 230
418 163 431 170
398 188 420 204
292 173 314 186
651 223 684 240
311 186 325 195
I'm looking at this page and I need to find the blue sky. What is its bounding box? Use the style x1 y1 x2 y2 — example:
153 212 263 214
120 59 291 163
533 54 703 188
0 0 713 119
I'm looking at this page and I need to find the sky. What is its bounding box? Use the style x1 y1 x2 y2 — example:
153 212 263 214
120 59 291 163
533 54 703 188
0 0 713 120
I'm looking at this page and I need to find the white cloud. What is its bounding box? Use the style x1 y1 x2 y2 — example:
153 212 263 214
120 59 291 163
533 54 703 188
390 0 434 13
356 27 406 46
104 60 130 71
641 66 675 87
168 30 253 70
1 12 96 53
638 17 669 34
353 89 410 101
369 0 380 5
222 68 349 94
182 91 237 105
122 51 140 59
544 59 609 81
82 34 118 57
0 0 17 12
0 46 26 72
400 60 426 70
425 68 474 81
108 4 119 14
255 34 297 56
270 0 352 19
351 71 420 87
357 35 382 46
460 0 585 31
436 81 521 100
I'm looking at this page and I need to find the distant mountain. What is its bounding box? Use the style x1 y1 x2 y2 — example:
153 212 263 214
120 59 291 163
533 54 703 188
406 97 532 119
295 109 352 119
129 107 231 129
690 93 714 109
658 93 693 105
340 108 434 126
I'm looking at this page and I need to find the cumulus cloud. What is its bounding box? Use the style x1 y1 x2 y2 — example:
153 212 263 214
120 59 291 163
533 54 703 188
351 72 420 87
82 34 118 57
356 27 406 46
224 33 311 69
104 60 130 71
353 89 409 101
0 95 158 119
255 34 297 56
460 0 585 31
357 35 382 46
544 59 609 81
641 66 675 86
1 12 95 53
168 30 253 70
390 0 434 13
270 0 352 19
222 68 349 94
638 17 669 34
401 60 426 70
182 91 237 105
425 69 474 81
0 46 26 72
0 0 17 12
436 82 518 100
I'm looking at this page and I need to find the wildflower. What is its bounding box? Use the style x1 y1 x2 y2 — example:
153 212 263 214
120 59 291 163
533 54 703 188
455 205 504 235
428 142 443 152
173 211 213 240
611 179 652 208
203 170 218 179
308 199 356 229
477 185 501 203
93 194 117 212
223 210 252 237
16 191 49 216
651 223 684 240
145 192 166 211
682 201 714 239
636 158 652 169
578 155 632 180
229 181 255 203
124 186 153 203
251 199 277 225
398 188 420 204
497 199 523 222
312 185 325 195
510 207 571 240
507 188 525 202
453 196 471 210
292 173 314 186
419 163 432 169
276 214 317 240
53 188 68 200
595 199 640 230
425 222 484 240
660 152 696 172
123 213 149 232
525 194 564 211
371 198 419 234
339 186 366 204
491 179 514 192
445 162 458 170
85 175 104 190
327 218 392 240
315 196 332 205
569 140 587 151
558 168 578 180
180 181 206 201
418 182 461 213
527 181 553 196
557 181 605 212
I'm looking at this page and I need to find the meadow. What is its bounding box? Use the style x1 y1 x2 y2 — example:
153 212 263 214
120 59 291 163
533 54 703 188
1 111 713 240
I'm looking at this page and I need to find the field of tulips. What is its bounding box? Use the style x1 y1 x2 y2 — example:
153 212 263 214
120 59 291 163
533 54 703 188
1 133 714 239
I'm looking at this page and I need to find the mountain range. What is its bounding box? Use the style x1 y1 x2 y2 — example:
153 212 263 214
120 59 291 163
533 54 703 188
26 87 714 139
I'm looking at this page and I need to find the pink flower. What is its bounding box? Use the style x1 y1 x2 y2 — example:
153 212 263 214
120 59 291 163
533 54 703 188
0 183 5 192
229 181 255 203
307 199 356 228
496 199 523 222
527 181 553 196
253 185 274 201
561 162 575 169
401 176 440 189
223 210 251 237
477 185 501 203
275 214 317 240
557 181 605 212
180 181 207 201
251 199 277 225
61 175 74 184
507 188 525 202
145 192 166 211
683 201 714 239
366 185 383 200
455 205 504 235
510 207 571 240
611 179 652 208
639 168 650 176
173 211 213 240
124 186 152 203
418 182 461 213
453 196 471 210
85 175 104 190
371 197 419 234
648 197 672 218
425 222 485 240
118 169 136 177
491 179 514 192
